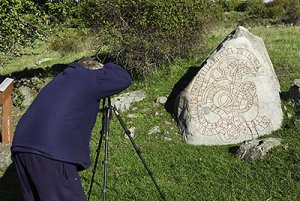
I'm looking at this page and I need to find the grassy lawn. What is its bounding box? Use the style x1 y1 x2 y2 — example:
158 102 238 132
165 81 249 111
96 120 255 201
1 24 300 200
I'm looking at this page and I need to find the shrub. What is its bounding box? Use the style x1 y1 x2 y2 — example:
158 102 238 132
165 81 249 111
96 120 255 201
48 30 94 57
283 0 300 25
0 0 48 64
241 0 300 25
235 1 248 12
265 0 285 20
216 0 243 12
42 0 84 27
245 0 269 18
81 0 223 78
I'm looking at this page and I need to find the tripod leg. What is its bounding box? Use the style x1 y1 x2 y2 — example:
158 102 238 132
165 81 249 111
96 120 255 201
88 99 107 201
88 100 107 201
102 106 111 201
112 107 166 201
87 129 104 201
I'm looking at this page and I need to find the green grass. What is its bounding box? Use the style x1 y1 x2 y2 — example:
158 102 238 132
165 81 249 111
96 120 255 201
1 23 300 200
250 26 300 91
82 105 300 200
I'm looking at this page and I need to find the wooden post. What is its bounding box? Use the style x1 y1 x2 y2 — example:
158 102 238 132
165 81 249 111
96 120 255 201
0 78 14 145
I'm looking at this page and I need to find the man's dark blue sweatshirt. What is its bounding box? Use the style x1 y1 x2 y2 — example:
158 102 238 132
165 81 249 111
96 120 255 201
11 62 132 170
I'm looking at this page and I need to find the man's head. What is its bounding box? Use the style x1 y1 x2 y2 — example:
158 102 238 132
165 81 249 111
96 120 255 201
78 57 104 70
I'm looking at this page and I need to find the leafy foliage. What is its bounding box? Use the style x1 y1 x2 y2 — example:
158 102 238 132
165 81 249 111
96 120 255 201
282 0 300 25
42 0 84 27
81 0 223 78
0 0 48 64
215 0 243 12
245 0 269 18
239 0 300 25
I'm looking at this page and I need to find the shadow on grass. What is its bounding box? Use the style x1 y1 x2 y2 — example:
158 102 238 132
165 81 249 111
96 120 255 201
0 63 68 83
0 164 22 201
165 66 201 114
228 146 240 155
0 53 119 84
280 91 290 101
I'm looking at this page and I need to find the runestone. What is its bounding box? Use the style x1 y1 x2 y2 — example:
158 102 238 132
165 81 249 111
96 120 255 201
176 26 283 145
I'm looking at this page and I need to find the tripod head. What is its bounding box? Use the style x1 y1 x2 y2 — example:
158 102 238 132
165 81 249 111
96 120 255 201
99 97 113 119
100 97 111 108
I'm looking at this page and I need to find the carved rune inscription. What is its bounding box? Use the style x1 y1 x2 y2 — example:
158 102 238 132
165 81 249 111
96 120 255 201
189 47 270 143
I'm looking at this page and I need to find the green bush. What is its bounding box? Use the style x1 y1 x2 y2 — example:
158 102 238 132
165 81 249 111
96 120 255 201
240 0 300 25
0 0 48 64
42 0 84 27
283 0 300 25
216 0 243 12
264 0 300 25
81 0 222 78
245 0 269 18
265 0 285 20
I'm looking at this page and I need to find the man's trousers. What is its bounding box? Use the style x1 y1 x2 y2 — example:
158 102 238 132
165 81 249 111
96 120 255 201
13 152 87 201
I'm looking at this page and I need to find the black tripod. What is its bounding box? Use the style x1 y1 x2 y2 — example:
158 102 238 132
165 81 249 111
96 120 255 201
87 97 166 201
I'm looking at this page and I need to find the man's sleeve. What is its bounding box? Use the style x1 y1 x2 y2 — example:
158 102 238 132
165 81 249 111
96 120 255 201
95 62 132 99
